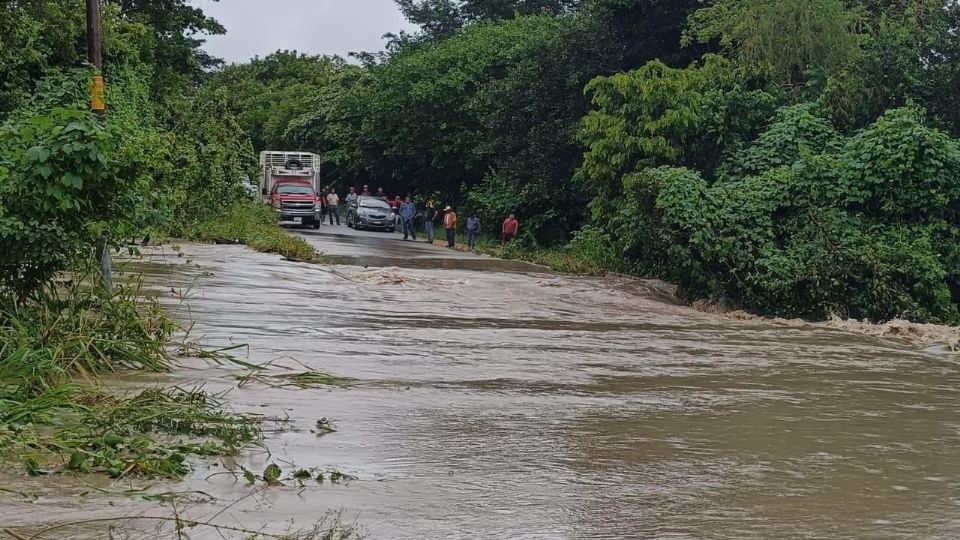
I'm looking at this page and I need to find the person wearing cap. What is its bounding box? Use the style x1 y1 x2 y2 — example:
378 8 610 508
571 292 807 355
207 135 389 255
443 206 458 248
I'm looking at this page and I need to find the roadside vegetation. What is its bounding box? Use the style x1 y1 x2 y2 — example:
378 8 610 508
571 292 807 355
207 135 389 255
0 0 302 484
181 203 321 263
208 0 960 324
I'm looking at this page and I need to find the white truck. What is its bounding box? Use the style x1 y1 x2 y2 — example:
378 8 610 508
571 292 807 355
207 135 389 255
259 151 322 196
259 151 324 228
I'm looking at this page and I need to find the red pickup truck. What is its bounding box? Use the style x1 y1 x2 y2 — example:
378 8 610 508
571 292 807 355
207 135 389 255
269 177 322 229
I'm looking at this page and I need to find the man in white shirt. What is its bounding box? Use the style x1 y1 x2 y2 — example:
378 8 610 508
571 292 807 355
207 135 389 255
326 189 341 225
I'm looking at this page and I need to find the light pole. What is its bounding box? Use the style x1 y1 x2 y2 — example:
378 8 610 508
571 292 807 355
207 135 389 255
86 0 111 291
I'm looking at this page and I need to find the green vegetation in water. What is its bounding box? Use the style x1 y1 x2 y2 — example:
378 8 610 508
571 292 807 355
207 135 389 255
0 276 262 479
180 203 323 263
242 462 357 487
238 369 351 390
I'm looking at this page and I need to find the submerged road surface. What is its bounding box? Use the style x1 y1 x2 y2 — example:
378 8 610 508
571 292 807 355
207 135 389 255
4 225 960 538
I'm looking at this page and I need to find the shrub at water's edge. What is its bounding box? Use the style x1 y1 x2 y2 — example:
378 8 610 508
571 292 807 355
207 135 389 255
179 203 322 263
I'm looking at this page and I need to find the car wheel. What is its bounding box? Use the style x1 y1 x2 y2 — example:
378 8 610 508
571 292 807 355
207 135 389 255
312 220 320 230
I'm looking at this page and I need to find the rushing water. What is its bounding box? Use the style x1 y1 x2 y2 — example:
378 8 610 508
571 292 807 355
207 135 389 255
3 227 960 539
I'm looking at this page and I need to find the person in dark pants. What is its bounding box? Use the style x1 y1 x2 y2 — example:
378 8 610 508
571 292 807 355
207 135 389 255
424 201 438 244
502 214 519 244
400 196 417 240
444 206 458 248
326 189 341 225
466 213 480 251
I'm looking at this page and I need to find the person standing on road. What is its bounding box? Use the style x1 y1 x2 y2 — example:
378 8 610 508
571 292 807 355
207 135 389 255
400 196 417 240
345 186 358 207
466 213 480 251
444 206 458 248
361 185 371 196
318 188 328 222
326 189 341 225
389 195 402 231
502 214 519 244
424 201 438 244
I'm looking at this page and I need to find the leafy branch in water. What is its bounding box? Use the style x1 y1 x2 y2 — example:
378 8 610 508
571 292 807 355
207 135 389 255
240 463 358 487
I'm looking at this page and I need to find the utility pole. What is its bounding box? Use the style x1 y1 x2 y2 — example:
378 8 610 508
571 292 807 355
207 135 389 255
86 0 102 72
87 0 111 291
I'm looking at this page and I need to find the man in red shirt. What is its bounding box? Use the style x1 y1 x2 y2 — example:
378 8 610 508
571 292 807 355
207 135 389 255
501 214 519 244
388 195 402 231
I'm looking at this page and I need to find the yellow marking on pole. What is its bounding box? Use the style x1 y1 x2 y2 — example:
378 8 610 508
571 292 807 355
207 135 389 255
90 74 105 114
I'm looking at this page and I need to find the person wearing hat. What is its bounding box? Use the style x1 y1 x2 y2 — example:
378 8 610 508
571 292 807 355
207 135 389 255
443 205 458 248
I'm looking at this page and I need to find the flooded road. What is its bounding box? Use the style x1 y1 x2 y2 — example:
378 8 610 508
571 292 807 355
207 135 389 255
5 226 960 538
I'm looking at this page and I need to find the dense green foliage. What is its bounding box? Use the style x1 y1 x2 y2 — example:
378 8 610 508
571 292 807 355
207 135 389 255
683 0 861 85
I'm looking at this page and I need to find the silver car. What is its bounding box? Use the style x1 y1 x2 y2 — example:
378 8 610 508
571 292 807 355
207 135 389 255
347 196 396 232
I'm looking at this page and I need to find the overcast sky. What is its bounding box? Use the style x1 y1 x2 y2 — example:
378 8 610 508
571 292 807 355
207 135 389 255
190 0 418 64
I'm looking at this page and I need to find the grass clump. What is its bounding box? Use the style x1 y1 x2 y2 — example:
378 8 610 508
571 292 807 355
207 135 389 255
10 387 260 479
0 278 175 416
238 369 350 390
0 275 262 479
181 202 322 263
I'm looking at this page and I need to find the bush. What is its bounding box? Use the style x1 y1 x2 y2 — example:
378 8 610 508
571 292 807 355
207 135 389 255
0 104 122 298
655 106 960 322
181 203 322 263
564 225 624 273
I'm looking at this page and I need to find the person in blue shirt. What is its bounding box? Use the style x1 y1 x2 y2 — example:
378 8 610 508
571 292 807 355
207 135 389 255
466 214 480 251
400 196 417 240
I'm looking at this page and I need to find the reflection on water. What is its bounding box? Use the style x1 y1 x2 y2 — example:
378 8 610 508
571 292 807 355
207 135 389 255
4 229 960 539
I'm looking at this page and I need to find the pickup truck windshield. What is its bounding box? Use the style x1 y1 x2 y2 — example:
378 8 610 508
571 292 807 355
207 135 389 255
276 185 314 195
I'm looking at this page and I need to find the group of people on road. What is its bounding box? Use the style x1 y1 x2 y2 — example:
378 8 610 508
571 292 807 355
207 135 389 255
425 204 521 251
310 185 521 251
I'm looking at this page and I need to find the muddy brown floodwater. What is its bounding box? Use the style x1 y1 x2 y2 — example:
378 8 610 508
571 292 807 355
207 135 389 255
4 226 960 539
